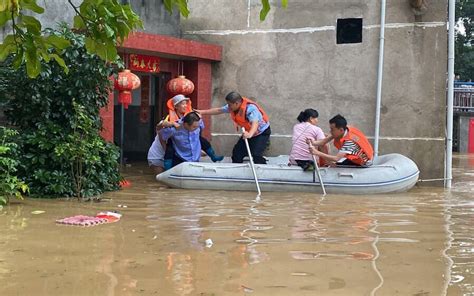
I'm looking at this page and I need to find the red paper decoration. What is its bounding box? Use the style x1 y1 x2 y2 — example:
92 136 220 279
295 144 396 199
166 75 195 96
114 69 141 109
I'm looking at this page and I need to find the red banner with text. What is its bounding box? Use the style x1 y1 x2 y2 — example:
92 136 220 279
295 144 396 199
129 54 160 73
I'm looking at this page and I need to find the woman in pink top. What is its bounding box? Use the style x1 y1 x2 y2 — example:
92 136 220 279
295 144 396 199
289 109 326 170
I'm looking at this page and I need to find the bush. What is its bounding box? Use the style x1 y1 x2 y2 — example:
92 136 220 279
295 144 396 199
0 127 29 205
0 25 121 199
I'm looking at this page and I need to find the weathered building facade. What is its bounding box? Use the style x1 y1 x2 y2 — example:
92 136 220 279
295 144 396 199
182 0 448 181
1 1 222 161
1 1 448 180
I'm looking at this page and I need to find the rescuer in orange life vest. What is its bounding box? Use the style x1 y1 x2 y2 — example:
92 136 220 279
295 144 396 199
196 91 271 164
307 114 373 166
162 94 223 170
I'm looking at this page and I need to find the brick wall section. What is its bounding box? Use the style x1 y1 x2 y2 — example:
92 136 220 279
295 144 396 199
184 60 213 139
99 90 115 142
100 32 222 143
121 32 222 62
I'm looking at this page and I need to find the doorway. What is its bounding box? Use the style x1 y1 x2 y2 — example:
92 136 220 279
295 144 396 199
114 72 171 162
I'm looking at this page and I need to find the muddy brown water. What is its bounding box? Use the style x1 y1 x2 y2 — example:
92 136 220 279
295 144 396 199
0 154 473 296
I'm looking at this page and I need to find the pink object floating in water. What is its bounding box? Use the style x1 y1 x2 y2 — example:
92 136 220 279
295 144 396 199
56 212 121 227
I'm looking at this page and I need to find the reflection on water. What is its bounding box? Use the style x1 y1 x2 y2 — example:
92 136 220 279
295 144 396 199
0 154 472 295
445 154 474 295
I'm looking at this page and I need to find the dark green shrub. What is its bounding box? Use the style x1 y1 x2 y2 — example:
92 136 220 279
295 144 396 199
0 127 29 205
0 25 121 199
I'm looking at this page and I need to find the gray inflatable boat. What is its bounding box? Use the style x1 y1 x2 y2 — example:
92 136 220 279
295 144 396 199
156 153 419 194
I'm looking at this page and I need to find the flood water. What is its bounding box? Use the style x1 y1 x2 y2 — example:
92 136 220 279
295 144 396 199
0 154 473 296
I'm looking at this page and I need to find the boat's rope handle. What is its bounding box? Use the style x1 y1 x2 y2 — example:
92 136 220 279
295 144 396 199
338 173 354 178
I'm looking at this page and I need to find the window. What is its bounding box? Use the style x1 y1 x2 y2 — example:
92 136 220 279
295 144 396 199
337 18 363 44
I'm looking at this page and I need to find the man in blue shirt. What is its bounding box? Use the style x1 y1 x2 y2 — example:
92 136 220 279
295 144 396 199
197 92 271 164
160 112 204 168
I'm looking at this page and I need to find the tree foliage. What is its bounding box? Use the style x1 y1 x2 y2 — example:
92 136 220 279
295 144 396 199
0 0 288 78
455 0 474 80
0 0 142 78
0 127 29 205
0 26 121 199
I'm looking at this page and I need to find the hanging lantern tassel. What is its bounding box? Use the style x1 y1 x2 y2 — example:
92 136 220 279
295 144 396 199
118 90 132 109
115 69 141 109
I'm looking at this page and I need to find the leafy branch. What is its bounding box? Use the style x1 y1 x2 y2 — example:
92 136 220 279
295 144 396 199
0 127 29 206
455 0 473 79
0 0 289 78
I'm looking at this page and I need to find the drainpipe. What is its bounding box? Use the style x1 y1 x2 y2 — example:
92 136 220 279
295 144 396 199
445 0 455 188
373 0 386 159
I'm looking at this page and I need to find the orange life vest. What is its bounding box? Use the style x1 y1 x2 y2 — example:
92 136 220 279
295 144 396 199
229 97 269 134
333 126 374 166
166 98 193 122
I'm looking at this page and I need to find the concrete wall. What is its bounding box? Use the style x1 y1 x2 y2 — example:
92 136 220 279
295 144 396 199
181 0 448 181
128 0 181 36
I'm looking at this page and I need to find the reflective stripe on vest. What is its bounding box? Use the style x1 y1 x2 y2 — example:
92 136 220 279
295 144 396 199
333 126 374 165
229 97 269 133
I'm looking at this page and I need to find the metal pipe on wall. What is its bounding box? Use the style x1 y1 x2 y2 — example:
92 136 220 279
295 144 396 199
120 54 129 167
374 0 386 159
445 0 455 188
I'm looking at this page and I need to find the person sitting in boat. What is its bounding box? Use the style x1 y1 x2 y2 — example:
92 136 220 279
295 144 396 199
163 94 223 170
147 120 166 174
289 108 327 170
308 114 373 166
160 111 205 168
196 91 271 164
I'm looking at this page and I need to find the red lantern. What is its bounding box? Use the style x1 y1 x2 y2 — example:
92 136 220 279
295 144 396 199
114 69 141 109
166 75 194 96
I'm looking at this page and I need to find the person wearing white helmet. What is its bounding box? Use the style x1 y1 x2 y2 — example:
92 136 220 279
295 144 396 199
160 94 223 170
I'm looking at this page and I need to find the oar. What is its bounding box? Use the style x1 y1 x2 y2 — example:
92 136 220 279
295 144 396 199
309 142 327 196
241 127 261 199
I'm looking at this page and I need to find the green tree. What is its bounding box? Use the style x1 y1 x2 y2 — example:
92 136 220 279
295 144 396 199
455 0 473 80
0 0 142 78
0 26 121 199
0 127 29 205
0 0 288 78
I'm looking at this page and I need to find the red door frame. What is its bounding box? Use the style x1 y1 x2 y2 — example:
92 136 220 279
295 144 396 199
99 32 222 142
